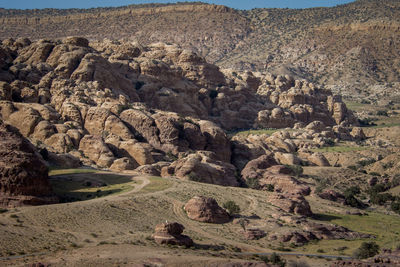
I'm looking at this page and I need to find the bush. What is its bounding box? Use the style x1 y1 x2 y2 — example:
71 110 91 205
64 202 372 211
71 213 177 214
188 172 201 182
223 201 240 216
353 242 380 259
376 110 388 116
284 165 303 177
246 177 260 189
370 193 394 205
265 184 275 192
357 159 376 167
344 186 365 208
209 89 218 99
391 200 400 214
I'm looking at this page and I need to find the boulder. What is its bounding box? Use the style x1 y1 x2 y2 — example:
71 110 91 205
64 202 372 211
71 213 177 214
110 157 135 172
152 222 193 247
184 196 230 224
242 229 266 240
307 153 330 167
317 190 346 204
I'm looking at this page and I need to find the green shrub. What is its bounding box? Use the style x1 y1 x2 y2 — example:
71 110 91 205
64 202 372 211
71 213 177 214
357 159 376 167
284 164 303 177
376 110 388 116
265 184 275 192
391 200 400 214
370 193 394 205
223 201 240 216
353 242 380 259
246 177 260 189
188 172 201 182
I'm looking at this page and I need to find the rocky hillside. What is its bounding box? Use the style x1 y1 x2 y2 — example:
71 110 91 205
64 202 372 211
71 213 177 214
0 0 399 101
0 36 364 205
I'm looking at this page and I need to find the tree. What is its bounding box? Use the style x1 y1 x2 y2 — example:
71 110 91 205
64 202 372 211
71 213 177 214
353 242 380 259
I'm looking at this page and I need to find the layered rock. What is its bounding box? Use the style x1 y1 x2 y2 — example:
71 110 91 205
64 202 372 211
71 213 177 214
152 222 193 247
0 120 57 207
267 193 313 217
162 151 239 186
184 196 230 223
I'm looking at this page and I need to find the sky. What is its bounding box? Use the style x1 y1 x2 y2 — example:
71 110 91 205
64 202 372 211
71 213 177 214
0 0 356 10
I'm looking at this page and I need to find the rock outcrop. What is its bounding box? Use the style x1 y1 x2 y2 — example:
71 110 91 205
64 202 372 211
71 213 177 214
0 120 57 207
162 151 239 186
184 196 230 223
152 222 193 247
268 193 313 217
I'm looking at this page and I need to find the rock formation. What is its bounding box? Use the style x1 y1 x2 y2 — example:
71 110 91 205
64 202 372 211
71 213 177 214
184 196 230 223
0 120 57 207
152 222 193 247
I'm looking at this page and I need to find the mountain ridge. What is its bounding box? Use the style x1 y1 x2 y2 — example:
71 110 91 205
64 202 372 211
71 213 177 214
0 0 399 102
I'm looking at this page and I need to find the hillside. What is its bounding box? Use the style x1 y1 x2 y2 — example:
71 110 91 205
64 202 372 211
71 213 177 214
0 0 399 102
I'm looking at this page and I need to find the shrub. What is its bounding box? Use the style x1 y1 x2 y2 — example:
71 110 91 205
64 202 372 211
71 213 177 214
223 201 240 216
391 200 400 214
357 159 376 167
344 186 364 208
284 165 303 177
135 81 145 90
353 242 380 259
246 177 260 189
376 110 388 116
188 172 201 182
209 89 218 99
265 184 275 192
370 193 394 205
0 208 8 213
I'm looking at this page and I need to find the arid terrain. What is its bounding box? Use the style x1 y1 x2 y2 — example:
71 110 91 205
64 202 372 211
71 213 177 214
0 1 400 267
0 0 399 102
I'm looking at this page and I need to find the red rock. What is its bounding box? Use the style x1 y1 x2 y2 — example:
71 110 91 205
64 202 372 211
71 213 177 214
152 222 193 247
0 120 58 207
184 196 230 224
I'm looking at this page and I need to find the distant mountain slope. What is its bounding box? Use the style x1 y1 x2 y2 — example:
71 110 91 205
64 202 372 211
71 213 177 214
0 0 399 101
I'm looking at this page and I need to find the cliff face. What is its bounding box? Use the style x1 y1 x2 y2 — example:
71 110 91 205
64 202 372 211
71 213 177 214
0 120 58 207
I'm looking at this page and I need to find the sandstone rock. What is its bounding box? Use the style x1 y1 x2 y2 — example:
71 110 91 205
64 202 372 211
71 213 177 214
0 120 58 207
0 82 12 101
268 193 313 217
242 229 266 240
119 140 154 166
64 36 89 47
44 133 74 153
305 121 326 132
241 154 278 180
307 152 330 167
260 171 311 196
184 196 230 224
78 135 115 168
135 162 170 176
274 152 302 165
47 152 81 168
350 127 366 141
198 120 231 162
165 151 239 186
6 106 42 136
317 190 346 204
152 222 193 247
110 157 135 171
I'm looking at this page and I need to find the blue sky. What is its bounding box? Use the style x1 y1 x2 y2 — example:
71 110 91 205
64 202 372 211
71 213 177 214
0 1 356 10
